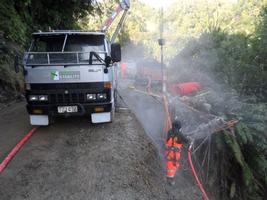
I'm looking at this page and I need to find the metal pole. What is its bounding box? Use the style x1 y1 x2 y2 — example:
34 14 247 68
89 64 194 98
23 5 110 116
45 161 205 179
161 45 166 93
158 7 166 94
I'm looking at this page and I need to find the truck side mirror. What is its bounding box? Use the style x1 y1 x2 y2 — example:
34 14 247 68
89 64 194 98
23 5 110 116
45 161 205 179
111 43 121 62
14 55 20 73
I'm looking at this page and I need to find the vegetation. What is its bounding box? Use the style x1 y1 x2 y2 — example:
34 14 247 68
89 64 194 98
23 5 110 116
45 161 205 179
164 1 267 199
0 0 96 94
121 1 267 198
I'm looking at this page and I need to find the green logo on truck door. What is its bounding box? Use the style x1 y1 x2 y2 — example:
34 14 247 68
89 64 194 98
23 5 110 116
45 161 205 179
51 71 60 80
50 71 80 81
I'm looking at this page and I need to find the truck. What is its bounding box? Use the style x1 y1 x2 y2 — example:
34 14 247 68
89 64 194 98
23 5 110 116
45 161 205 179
14 0 130 126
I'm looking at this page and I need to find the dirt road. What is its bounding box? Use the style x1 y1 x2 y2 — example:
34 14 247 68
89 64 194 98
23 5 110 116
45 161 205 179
0 86 202 200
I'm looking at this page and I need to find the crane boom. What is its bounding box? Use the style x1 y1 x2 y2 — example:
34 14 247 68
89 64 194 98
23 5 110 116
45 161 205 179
101 0 130 42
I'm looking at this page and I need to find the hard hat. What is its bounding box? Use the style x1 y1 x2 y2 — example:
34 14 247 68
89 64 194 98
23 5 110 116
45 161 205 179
172 119 182 131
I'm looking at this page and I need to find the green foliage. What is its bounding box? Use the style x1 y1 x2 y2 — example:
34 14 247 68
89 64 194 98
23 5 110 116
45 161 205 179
217 120 266 199
79 0 158 59
235 123 253 145
0 0 96 92
0 1 27 44
166 2 267 196
0 0 96 46
28 0 94 30
169 28 267 99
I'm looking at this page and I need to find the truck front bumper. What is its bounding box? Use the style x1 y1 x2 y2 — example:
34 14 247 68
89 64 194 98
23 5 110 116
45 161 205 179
27 102 112 117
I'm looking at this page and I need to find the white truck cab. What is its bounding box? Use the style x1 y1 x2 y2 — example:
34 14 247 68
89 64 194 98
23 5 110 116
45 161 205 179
14 0 130 126
18 30 121 125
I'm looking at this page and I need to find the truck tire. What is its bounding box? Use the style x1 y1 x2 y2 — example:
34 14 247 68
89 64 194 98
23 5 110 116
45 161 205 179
114 89 118 108
110 108 115 123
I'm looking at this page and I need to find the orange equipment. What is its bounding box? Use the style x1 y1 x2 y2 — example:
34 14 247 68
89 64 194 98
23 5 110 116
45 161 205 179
168 82 202 96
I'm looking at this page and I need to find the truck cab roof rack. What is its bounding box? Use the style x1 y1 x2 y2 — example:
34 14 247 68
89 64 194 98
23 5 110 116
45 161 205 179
32 30 105 36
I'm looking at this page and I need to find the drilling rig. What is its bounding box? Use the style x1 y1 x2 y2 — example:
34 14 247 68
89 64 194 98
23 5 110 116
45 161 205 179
14 0 130 125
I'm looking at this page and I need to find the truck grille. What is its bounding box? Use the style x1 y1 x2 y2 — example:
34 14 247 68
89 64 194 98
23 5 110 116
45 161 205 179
27 83 110 104
49 93 87 103
31 83 104 91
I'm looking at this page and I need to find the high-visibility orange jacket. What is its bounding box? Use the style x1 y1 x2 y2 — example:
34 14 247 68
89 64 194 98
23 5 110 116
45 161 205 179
121 63 126 79
165 135 183 178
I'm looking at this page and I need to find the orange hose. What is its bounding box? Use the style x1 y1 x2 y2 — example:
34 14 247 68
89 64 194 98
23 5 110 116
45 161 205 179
188 149 210 200
0 127 38 173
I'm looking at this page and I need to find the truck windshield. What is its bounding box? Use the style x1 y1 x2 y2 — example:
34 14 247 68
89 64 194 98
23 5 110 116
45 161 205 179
26 34 106 65
31 35 65 52
64 35 105 52
30 34 105 52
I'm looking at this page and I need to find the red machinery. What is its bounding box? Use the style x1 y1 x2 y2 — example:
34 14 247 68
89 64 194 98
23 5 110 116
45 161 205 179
168 82 202 95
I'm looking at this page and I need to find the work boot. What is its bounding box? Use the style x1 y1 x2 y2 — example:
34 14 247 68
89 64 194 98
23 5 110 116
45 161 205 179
167 177 175 186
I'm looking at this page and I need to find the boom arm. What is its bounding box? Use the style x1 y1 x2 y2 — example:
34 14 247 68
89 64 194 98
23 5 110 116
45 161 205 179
101 0 130 42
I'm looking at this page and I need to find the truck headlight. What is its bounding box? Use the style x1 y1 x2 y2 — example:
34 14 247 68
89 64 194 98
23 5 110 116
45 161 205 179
29 95 48 101
87 94 96 100
97 93 107 100
39 95 48 101
29 95 38 101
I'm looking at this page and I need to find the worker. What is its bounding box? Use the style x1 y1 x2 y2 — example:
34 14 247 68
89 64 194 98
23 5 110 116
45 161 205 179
120 63 126 79
165 119 189 184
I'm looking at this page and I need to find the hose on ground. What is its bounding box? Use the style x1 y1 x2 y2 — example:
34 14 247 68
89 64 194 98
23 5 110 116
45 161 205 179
0 127 38 173
188 145 210 200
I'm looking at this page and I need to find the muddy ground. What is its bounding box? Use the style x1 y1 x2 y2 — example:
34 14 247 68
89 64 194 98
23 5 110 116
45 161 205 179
0 84 201 200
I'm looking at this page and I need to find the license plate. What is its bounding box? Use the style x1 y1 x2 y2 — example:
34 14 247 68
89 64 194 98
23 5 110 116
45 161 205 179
57 106 78 113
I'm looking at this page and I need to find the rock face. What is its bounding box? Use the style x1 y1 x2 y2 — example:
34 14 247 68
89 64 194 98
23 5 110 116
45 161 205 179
0 30 24 104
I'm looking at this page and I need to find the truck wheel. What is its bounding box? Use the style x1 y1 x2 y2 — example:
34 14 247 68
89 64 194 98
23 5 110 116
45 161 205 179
114 89 118 108
110 108 115 122
49 115 55 125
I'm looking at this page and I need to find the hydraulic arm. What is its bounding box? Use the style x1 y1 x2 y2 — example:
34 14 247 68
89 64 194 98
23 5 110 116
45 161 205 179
101 0 130 43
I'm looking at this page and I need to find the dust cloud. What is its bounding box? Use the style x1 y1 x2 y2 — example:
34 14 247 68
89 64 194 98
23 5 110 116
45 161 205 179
118 33 242 154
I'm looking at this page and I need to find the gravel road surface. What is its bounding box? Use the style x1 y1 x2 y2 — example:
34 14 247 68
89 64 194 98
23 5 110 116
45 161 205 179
0 85 202 200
